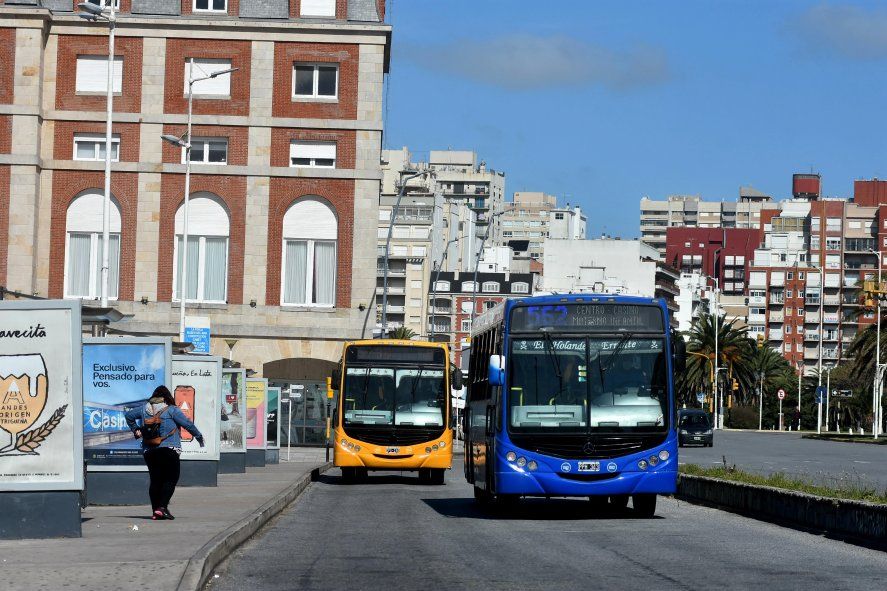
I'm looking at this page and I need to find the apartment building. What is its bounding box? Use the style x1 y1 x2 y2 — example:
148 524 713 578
665 228 760 296
0 1 389 382
500 191 586 260
640 187 772 254
428 270 533 367
541 238 680 320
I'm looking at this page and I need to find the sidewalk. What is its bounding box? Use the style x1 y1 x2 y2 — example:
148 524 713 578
0 448 328 591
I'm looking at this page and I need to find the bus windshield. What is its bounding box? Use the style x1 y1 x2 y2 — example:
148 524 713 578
508 337 668 432
342 367 446 427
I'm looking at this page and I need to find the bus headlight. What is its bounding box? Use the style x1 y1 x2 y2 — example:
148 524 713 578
425 447 432 453
527 460 538 471
432 444 439 451
516 457 527 468
648 455 659 467
341 438 347 446
354 445 361 452
658 450 670 462
439 441 446 449
506 451 517 462
638 460 648 470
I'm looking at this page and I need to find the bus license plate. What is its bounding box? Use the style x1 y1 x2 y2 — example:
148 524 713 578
578 461 600 473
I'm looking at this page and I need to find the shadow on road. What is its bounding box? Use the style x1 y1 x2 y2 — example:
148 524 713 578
316 473 430 486
421 496 662 521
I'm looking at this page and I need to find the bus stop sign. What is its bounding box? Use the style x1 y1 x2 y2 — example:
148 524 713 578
696 392 705 404
777 389 786 400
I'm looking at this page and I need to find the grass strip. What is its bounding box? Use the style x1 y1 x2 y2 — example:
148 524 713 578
680 463 887 505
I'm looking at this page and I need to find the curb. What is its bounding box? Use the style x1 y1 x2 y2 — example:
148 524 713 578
176 462 332 591
677 474 887 544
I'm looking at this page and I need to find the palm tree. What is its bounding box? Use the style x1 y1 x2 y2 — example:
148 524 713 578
391 326 417 340
748 344 795 405
681 312 755 406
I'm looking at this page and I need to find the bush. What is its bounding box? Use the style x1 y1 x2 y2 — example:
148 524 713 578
726 405 759 429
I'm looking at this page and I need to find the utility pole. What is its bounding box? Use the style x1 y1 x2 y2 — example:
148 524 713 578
469 211 503 329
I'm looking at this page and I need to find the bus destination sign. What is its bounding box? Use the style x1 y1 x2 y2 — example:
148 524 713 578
346 345 445 365
510 304 664 333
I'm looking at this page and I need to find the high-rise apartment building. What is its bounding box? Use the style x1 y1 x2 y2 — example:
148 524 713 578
501 191 586 260
0 1 390 385
377 148 505 337
640 187 772 254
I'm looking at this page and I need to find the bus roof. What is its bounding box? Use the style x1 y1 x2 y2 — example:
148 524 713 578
344 339 450 351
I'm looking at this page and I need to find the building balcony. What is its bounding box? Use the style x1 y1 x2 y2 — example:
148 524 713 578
805 313 819 324
823 295 841 306
377 268 407 277
823 349 839 360
822 333 840 342
823 314 840 324
748 295 766 305
747 313 766 324
385 305 405 313
428 323 451 333
430 307 451 315
769 311 784 323
376 286 405 296
769 276 785 287
769 296 784 305
804 332 820 342
768 329 783 340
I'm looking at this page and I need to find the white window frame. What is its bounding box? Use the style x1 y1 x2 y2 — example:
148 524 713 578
511 282 529 294
86 0 120 9
75 55 123 94
172 236 229 304
73 134 120 162
192 0 227 13
182 137 228 165
185 58 233 97
461 319 472 333
289 140 336 168
280 239 337 307
434 280 450 292
64 191 121 301
300 0 336 17
292 63 339 99
461 281 477 292
481 281 500 293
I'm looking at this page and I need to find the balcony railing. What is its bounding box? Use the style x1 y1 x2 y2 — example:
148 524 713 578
823 314 840 324
769 311 784 323
823 295 840 306
768 329 783 340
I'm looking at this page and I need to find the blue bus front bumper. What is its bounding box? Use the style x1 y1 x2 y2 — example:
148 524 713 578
493 442 678 497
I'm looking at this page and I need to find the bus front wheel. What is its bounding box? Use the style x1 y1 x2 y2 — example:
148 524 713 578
633 494 657 518
430 469 446 485
473 485 493 505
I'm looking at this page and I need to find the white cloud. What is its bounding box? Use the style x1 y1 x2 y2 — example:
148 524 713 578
794 3 887 60
401 34 670 91
139 346 166 373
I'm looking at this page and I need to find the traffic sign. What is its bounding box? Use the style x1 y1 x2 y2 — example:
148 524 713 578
777 389 786 400
696 392 705 404
815 386 827 404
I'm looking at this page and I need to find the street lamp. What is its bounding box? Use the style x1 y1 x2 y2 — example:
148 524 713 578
380 169 431 336
162 60 238 341
78 1 117 307
867 249 884 439
469 210 504 330
429 233 465 340
823 363 836 433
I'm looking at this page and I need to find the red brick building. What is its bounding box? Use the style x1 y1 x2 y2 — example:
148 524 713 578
0 1 389 381
665 227 760 295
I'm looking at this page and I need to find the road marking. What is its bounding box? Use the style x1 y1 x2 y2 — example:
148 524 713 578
853 461 871 464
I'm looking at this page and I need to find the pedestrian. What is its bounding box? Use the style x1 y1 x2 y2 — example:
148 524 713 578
125 385 204 521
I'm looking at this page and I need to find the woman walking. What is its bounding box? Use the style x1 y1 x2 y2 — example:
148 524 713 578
125 385 204 520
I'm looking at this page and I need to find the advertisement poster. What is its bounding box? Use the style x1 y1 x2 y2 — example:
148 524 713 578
266 386 281 449
0 300 83 492
82 338 171 468
245 378 267 450
221 368 246 454
171 355 221 461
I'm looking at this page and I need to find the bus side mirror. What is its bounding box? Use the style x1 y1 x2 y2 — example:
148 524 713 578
673 334 686 373
331 369 341 390
451 368 463 391
488 355 505 387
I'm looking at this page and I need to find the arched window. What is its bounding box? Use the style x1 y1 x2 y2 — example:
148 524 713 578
174 192 229 303
511 282 529 294
461 281 477 292
65 190 121 299
482 281 500 293
433 280 450 292
281 198 337 306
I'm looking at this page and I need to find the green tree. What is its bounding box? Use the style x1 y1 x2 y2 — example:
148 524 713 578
390 326 417 340
680 312 755 407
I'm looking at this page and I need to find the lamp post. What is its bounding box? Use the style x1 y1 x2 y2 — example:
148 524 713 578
868 249 884 439
469 210 504 330
380 170 430 336
797 360 803 431
77 1 116 307
162 59 238 341
429 234 463 340
824 363 835 432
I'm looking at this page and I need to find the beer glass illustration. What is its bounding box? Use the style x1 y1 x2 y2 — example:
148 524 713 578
0 354 48 453
175 385 196 442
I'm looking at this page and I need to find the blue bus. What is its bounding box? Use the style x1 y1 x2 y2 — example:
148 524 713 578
463 294 686 517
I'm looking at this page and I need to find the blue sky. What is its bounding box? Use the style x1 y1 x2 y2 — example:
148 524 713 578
385 1 887 237
83 344 166 405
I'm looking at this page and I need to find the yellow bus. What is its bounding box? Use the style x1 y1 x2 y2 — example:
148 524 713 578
332 339 461 484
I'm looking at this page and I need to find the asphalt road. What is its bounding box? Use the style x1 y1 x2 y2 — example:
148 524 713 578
209 467 887 591
680 430 887 491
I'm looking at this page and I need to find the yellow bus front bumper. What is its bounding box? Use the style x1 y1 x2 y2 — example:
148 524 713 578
333 431 453 470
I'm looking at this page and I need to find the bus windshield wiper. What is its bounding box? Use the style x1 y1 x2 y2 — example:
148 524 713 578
541 330 562 381
409 366 424 405
599 331 633 387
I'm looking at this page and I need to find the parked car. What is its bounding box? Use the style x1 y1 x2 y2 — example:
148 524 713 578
678 409 713 447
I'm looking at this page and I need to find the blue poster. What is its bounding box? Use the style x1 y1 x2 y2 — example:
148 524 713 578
184 326 211 354
82 342 168 466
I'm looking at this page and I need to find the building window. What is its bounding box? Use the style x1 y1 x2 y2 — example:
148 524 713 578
482 281 500 293
434 281 450 292
281 197 337 307
293 63 338 99
461 319 472 332
300 0 336 17
554 213 564 220
184 138 228 165
65 191 121 300
787 272 793 280
799 272 805 280
86 0 120 8
193 0 226 12
173 193 229 303
485 300 497 310
73 134 120 162
290 141 336 168
511 282 529 294
184 59 233 97
461 281 477 292
75 55 123 94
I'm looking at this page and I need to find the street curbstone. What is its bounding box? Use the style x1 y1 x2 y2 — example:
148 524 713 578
176 462 332 591
677 473 887 544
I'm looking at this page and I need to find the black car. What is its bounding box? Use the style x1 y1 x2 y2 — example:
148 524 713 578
678 410 713 447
